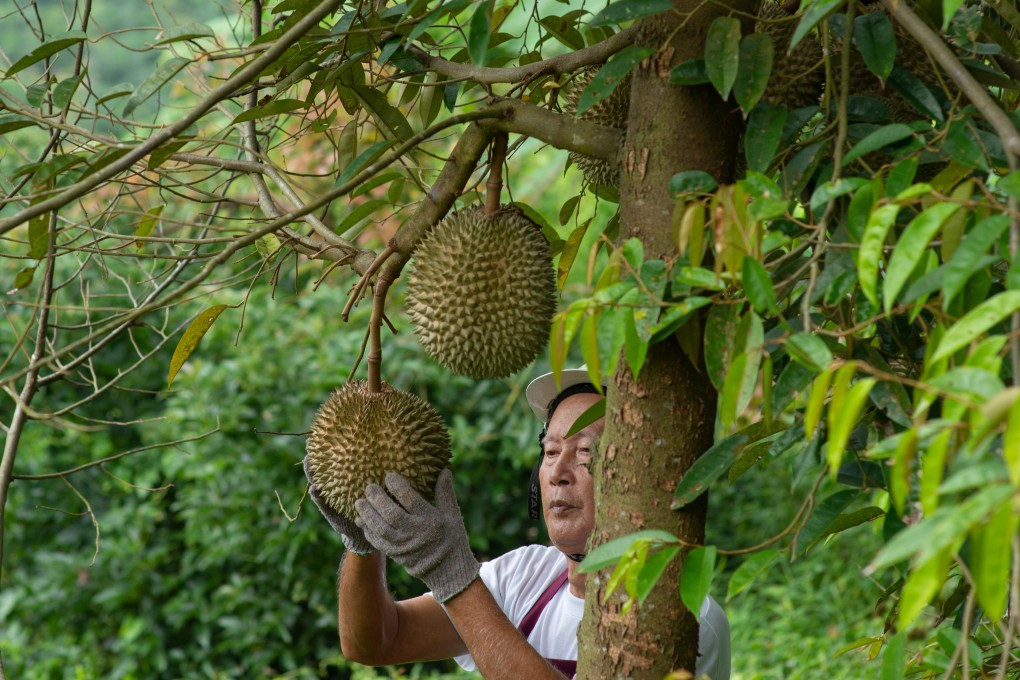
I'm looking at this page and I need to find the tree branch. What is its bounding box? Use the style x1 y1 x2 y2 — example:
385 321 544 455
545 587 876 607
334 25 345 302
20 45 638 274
404 26 638 84
481 97 623 163
0 0 345 235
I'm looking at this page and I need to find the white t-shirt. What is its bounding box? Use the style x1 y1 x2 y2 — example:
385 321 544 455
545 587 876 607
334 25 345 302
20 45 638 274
450 544 731 679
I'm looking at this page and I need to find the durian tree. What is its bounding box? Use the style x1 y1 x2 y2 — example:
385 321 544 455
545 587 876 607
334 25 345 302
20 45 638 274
2 0 1020 678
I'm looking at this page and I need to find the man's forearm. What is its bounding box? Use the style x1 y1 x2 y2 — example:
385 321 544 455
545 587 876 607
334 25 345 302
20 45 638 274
444 579 569 680
337 552 398 663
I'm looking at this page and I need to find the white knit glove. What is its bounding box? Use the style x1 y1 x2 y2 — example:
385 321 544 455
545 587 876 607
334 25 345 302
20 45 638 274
354 469 480 602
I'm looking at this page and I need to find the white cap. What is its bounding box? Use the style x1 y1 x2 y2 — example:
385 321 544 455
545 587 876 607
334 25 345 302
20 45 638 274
525 365 606 422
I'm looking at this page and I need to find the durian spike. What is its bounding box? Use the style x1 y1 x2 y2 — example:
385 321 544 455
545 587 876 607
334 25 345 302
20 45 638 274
485 133 508 216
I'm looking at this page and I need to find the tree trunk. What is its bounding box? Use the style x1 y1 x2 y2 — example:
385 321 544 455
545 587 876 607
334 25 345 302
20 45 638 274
576 1 750 677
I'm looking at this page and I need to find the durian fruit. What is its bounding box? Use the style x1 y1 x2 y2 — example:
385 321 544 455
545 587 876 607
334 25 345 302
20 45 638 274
757 1 825 110
406 205 556 379
562 67 630 187
305 380 451 520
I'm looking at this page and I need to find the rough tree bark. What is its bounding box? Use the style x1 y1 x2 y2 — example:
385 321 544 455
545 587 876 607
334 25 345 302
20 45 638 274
577 1 752 677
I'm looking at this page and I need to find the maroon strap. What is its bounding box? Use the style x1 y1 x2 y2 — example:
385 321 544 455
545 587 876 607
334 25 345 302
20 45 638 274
517 569 576 677
518 568 569 637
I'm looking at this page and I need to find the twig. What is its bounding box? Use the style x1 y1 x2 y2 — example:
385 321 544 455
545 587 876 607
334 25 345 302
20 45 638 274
12 426 220 480
275 484 308 522
60 475 100 566
341 244 396 322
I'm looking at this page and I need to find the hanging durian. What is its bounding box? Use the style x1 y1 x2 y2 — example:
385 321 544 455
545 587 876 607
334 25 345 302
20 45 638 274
405 205 556 379
562 67 630 187
305 380 451 520
757 0 825 110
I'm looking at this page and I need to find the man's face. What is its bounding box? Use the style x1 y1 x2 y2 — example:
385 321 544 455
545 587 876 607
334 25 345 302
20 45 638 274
540 392 603 556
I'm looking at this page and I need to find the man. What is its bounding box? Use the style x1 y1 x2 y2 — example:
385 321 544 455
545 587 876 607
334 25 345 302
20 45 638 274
304 367 731 679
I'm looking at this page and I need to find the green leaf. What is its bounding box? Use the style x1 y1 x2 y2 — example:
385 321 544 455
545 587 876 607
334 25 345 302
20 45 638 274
942 214 1009 307
28 214 49 260
842 124 914 167
887 65 943 122
854 11 896 81
134 204 165 249
575 46 651 115
577 530 679 572
231 98 306 124
679 546 717 622
12 267 36 291
809 177 868 215
255 233 282 259
880 632 906 680
335 140 390 188
704 17 741 100
744 103 787 174
720 351 758 431
1006 396 1020 487
674 266 724 290
590 0 673 27
932 290 1020 363
826 378 875 478
797 489 859 554
868 484 1013 572
705 303 741 390
969 501 1015 620
154 22 215 46
168 305 232 388
52 71 85 110
734 33 774 113
557 220 593 288
791 0 845 50
672 431 749 509
634 546 680 605
942 0 967 29
123 56 191 117
897 552 949 631
352 84 414 140
7 31 88 77
742 257 778 315
0 114 38 136
624 306 649 380
468 0 492 66
857 203 901 306
669 59 710 85
883 202 961 313
565 399 606 438
786 333 832 372
726 549 780 600
668 170 718 195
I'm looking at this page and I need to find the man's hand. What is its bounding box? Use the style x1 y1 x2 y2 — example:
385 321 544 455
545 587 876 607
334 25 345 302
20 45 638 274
302 456 375 555
354 469 480 603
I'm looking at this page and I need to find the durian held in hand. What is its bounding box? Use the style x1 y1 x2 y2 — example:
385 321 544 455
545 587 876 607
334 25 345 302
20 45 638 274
305 380 451 521
406 204 557 380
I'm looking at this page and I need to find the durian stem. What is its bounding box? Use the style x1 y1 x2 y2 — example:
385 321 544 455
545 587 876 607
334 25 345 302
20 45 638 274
485 133 508 215
367 272 394 393
342 244 396 322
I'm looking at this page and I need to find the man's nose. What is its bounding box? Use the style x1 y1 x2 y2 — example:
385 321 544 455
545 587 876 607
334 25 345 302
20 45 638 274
548 453 576 484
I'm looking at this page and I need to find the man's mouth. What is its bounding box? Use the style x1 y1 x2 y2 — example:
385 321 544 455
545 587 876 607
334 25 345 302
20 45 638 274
548 500 577 513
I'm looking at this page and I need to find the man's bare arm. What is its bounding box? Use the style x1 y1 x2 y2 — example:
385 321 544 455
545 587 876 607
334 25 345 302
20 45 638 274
444 579 569 679
337 552 466 664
